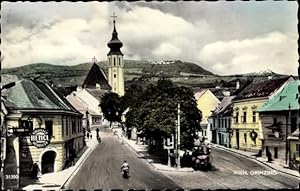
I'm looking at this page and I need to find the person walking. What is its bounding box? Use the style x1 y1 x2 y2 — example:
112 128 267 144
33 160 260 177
31 162 40 180
266 147 272 162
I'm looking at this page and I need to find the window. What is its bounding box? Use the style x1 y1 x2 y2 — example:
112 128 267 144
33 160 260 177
114 57 116 67
229 119 231 129
243 112 247 123
218 119 221 127
66 117 69 136
252 111 256 123
274 118 277 124
45 121 53 138
213 119 216 127
244 133 247 144
20 120 33 132
62 116 64 137
114 74 117 78
296 144 300 153
291 117 297 133
119 57 121 66
274 147 278 159
72 118 75 134
235 112 239 123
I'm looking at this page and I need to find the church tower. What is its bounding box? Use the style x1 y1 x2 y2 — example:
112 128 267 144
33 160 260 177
107 13 125 96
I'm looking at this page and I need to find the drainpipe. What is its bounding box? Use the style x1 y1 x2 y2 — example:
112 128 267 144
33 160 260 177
286 103 291 165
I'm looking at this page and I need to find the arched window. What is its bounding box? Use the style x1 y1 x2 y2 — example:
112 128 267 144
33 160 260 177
114 57 116 67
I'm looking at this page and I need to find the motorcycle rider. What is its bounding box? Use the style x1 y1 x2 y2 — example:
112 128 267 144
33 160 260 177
121 160 129 175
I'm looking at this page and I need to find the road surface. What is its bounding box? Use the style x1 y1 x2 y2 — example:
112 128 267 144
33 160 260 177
64 128 181 190
165 146 299 189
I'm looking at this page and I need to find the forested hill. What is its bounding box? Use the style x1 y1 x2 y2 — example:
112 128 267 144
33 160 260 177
1 60 214 87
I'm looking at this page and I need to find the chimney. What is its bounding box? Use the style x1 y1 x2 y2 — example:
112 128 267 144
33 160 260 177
96 83 101 90
236 80 240 90
76 85 82 91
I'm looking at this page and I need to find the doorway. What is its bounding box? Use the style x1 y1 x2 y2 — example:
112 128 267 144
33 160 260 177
41 151 56 174
236 130 240 149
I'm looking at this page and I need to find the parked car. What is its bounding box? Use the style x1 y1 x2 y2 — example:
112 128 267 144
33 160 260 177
191 144 212 170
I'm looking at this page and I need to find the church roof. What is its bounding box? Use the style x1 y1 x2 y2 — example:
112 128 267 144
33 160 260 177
107 19 123 56
82 63 111 90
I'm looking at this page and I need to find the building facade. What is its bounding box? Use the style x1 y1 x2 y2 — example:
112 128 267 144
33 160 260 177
194 89 220 140
258 80 299 166
2 79 84 189
231 77 292 153
288 129 300 170
209 96 235 147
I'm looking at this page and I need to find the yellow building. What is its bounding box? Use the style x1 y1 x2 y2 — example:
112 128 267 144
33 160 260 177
194 89 220 139
231 77 292 153
2 79 84 189
288 129 300 170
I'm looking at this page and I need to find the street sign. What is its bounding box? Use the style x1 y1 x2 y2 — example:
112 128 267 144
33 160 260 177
30 128 50 148
8 128 31 136
163 135 174 149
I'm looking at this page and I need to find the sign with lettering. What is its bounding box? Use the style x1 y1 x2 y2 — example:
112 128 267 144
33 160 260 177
163 135 174 150
30 128 50 148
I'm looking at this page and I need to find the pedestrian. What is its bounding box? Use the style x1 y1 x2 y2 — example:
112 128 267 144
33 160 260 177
266 147 272 162
31 162 40 180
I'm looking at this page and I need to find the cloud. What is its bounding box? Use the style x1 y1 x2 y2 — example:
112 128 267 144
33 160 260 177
198 31 298 75
1 2 298 76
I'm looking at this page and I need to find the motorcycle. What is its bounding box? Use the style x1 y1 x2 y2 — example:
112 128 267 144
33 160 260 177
121 166 129 178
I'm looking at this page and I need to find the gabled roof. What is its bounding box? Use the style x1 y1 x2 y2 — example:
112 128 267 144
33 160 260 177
212 96 236 116
258 80 299 112
82 63 111 90
2 78 80 115
235 76 292 100
194 89 207 100
85 88 109 101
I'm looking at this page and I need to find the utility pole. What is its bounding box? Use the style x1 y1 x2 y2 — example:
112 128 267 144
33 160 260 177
177 103 181 169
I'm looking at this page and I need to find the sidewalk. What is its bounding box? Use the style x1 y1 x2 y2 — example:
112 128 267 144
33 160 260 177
112 127 193 172
212 143 300 178
22 130 99 190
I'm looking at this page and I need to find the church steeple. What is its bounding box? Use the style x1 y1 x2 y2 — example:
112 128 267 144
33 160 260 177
107 13 123 56
107 13 125 96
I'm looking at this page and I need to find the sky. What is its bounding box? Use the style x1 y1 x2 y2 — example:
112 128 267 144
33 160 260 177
1 1 298 75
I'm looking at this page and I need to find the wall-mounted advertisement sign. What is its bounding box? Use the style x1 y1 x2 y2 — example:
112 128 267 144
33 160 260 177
30 128 50 148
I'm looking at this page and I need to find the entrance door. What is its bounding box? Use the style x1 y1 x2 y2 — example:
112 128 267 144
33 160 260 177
236 130 240 149
41 151 56 174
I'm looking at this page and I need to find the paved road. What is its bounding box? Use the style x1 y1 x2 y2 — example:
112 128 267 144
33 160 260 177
165 147 300 189
64 128 181 190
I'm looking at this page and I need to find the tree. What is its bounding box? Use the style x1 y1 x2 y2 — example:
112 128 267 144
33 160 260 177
99 92 122 127
120 84 144 112
125 78 202 150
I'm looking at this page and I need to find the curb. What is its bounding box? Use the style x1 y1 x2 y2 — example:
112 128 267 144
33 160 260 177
115 131 194 172
212 144 300 178
60 140 98 189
